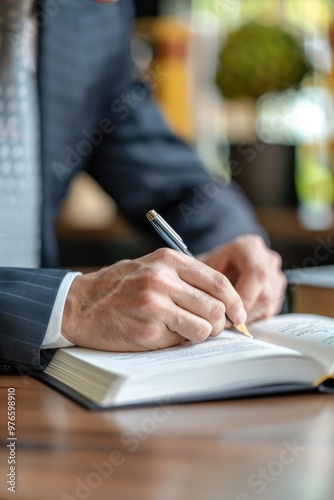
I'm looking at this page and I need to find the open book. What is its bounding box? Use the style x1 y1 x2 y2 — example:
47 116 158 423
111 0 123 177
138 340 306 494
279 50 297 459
41 313 334 409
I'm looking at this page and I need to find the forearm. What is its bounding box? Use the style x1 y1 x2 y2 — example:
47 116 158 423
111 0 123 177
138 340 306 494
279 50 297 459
90 80 267 253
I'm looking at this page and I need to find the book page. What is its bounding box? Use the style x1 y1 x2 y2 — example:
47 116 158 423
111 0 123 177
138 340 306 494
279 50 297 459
251 314 334 371
64 331 300 377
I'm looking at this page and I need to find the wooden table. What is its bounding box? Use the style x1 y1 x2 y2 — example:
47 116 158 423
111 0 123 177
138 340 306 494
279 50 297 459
1 376 334 500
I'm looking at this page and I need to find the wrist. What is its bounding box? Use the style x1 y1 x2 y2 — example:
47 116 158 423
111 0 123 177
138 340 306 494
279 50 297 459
62 274 84 344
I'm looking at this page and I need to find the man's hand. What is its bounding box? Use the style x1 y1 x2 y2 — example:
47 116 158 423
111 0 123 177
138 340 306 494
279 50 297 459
198 235 287 323
62 248 247 351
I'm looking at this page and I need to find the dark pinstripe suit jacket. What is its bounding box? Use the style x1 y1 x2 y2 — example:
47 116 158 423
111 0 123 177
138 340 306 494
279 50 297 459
0 0 265 372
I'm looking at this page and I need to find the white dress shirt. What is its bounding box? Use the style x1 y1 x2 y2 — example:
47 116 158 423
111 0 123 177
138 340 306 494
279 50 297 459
42 272 80 348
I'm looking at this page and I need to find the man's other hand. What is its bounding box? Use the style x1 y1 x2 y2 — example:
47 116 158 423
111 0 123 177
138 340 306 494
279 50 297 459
198 235 287 324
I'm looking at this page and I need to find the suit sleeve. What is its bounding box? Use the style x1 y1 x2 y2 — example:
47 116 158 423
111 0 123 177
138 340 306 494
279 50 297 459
87 0 268 254
0 268 69 372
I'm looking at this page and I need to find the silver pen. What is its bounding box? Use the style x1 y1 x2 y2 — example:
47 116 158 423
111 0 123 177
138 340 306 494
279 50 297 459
146 209 253 339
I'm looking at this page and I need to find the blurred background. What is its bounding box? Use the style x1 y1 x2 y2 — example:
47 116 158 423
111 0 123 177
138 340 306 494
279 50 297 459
57 0 334 271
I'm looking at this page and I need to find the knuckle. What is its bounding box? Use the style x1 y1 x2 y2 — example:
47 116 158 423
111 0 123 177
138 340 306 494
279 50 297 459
152 247 179 263
116 258 132 265
211 272 229 294
137 289 159 312
280 272 288 289
272 251 283 267
140 268 168 290
251 235 265 247
259 291 273 308
231 295 244 310
241 234 265 248
174 315 212 343
256 288 284 319
209 300 226 321
192 324 212 343
251 263 268 282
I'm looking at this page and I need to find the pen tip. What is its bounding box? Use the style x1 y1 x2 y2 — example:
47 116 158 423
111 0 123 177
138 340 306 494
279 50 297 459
234 324 253 339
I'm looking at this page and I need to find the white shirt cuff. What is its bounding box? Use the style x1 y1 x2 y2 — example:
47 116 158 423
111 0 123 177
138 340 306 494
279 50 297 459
42 272 82 349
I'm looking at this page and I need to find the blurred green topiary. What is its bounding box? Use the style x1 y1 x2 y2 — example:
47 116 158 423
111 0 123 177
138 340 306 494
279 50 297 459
216 22 310 100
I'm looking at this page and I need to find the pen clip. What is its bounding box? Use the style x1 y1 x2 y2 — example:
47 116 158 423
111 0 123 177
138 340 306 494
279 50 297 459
146 210 192 256
154 213 184 245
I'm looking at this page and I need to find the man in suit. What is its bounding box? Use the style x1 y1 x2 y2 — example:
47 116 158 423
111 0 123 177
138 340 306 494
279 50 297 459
0 0 286 373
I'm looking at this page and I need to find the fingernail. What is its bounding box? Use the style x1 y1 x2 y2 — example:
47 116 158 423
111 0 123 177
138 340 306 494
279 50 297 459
235 308 247 325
